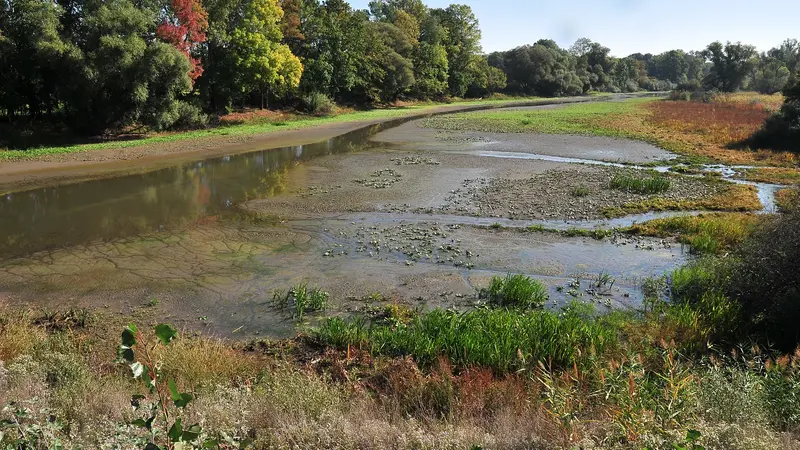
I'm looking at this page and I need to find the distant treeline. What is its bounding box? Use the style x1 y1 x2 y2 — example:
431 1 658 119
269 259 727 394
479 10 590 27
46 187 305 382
1 0 798 136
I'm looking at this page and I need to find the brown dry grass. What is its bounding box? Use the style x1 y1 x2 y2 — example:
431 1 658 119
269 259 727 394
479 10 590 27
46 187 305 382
776 188 799 211
156 335 267 387
0 310 45 361
605 184 762 218
593 96 800 173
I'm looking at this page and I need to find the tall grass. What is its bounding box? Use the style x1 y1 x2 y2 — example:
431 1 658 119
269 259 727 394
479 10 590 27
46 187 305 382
316 307 620 373
480 274 549 309
626 213 759 255
610 174 671 194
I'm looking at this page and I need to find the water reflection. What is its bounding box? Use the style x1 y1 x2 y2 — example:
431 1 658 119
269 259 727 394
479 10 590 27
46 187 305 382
0 123 386 259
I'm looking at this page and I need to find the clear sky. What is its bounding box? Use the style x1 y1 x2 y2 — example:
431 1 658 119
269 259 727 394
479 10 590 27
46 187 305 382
349 0 799 56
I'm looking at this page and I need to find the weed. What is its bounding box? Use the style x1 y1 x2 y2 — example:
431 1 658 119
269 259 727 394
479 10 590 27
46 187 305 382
610 174 671 194
571 185 591 197
480 274 549 309
274 284 329 319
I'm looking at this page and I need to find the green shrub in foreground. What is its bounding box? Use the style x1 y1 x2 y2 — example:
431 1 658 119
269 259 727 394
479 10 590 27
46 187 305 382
480 273 549 309
316 306 619 373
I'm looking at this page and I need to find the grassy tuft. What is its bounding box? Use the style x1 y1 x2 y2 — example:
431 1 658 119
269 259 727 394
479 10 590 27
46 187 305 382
480 274 549 309
274 284 329 319
626 213 760 254
610 174 671 194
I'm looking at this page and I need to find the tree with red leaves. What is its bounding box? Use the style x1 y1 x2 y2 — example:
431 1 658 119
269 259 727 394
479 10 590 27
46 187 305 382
157 0 209 83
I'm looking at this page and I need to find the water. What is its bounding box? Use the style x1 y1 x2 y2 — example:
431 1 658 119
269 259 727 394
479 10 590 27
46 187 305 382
453 149 780 213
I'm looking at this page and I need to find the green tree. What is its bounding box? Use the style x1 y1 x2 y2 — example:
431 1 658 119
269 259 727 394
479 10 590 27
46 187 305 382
702 41 757 92
364 21 415 102
493 40 583 96
231 0 303 108
0 0 75 120
751 78 800 151
432 4 482 97
752 57 791 95
61 0 195 134
294 0 372 102
768 38 800 77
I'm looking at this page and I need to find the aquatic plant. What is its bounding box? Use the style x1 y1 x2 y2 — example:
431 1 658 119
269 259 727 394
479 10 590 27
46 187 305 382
274 284 329 319
480 274 549 309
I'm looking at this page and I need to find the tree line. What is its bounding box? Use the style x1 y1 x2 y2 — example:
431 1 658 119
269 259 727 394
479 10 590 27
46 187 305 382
1 0 798 138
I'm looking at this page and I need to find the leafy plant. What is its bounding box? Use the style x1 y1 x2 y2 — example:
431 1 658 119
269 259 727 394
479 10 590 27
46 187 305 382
117 323 251 449
274 284 329 319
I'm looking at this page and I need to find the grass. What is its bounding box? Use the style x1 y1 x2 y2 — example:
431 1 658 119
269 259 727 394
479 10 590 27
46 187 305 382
625 213 760 254
776 188 799 211
571 185 591 197
739 167 800 185
602 184 762 218
0 96 549 161
479 274 549 309
274 284 329 319
610 174 671 194
316 305 619 373
422 95 800 174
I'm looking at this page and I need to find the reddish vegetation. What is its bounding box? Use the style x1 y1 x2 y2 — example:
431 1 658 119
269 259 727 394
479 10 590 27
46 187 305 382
218 108 295 124
647 101 771 146
157 0 209 82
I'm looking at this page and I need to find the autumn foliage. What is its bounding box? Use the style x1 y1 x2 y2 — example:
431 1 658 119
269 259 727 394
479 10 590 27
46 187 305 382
157 0 209 82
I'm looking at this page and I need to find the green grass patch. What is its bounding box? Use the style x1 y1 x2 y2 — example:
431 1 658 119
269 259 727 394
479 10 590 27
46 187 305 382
479 274 549 309
610 174 671 194
626 213 760 255
421 98 654 139
315 306 619 373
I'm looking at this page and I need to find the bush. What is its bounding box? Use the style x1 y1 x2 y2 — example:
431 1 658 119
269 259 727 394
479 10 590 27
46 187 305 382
302 93 336 116
480 274 549 309
170 101 209 130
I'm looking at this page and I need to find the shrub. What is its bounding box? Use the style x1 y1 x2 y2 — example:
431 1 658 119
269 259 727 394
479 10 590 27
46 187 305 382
302 92 336 116
480 274 549 309
170 101 209 130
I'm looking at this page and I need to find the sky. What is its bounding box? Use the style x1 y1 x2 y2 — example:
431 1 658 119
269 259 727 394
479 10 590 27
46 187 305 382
349 0 800 56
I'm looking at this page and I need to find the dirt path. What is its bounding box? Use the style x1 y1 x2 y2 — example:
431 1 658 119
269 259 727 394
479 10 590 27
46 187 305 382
0 97 606 194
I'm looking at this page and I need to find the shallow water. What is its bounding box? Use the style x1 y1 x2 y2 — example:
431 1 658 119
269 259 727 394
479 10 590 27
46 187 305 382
453 149 780 213
0 100 760 336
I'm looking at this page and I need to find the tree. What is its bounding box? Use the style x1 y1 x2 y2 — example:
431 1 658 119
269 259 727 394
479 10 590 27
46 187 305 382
156 0 209 82
768 39 800 77
490 41 583 96
751 78 800 151
432 4 481 97
231 0 303 108
0 0 75 119
62 0 195 134
702 41 757 92
364 21 415 102
752 57 791 95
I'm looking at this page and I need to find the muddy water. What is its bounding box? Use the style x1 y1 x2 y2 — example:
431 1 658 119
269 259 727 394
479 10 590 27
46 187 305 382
0 102 705 337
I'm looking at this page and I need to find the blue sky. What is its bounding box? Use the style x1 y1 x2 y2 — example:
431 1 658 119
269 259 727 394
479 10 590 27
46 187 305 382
349 0 799 56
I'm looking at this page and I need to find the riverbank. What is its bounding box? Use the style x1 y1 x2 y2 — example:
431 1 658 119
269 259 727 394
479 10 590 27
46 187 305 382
0 95 627 195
